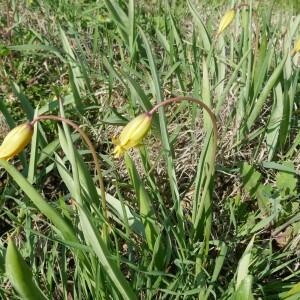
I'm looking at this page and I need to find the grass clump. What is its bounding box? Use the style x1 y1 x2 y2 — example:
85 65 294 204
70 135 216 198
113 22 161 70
0 0 299 299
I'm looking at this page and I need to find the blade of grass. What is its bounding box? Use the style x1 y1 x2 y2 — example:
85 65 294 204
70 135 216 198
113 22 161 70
59 27 84 113
139 27 185 250
124 153 159 252
76 202 137 300
245 52 288 133
266 82 284 160
6 238 48 300
0 160 77 242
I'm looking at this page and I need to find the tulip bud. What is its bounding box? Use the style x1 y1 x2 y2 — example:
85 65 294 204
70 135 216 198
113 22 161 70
217 9 236 36
291 39 300 56
112 113 152 158
0 123 33 160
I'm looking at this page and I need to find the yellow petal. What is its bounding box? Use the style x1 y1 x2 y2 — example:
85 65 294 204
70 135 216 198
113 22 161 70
217 9 236 36
113 145 124 158
123 116 152 149
112 113 152 158
0 123 33 160
119 114 149 146
112 136 119 145
291 39 300 56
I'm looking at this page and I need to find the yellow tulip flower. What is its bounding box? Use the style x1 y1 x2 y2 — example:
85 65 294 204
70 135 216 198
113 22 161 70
0 123 33 160
291 39 300 56
112 113 152 158
217 9 236 36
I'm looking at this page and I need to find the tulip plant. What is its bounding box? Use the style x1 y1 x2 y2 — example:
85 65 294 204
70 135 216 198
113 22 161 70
1 95 217 300
0 123 33 160
1 1 299 299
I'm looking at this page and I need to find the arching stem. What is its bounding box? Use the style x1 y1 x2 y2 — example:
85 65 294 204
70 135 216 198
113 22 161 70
149 96 218 173
149 96 218 242
31 115 108 227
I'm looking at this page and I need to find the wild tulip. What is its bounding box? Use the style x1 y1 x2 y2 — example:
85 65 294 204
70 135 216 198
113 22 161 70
291 39 300 56
217 9 236 36
0 123 33 160
112 113 152 158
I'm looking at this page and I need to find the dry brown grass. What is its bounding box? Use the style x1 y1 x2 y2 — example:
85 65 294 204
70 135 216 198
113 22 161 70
0 113 9 140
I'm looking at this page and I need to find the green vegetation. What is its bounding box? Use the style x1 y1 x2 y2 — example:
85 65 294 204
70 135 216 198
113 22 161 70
0 0 299 299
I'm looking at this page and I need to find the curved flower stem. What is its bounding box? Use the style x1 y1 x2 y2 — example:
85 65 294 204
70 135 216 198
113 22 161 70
236 3 249 10
31 115 108 227
149 96 218 171
149 96 217 243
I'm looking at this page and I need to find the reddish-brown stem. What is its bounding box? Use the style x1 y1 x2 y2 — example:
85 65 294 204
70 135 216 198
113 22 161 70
149 96 217 168
148 96 217 240
31 115 108 225
236 3 249 10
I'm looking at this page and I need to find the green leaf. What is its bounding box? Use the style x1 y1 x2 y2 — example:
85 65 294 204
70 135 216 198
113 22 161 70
28 109 39 184
210 241 228 283
276 162 297 196
11 82 34 120
139 27 185 245
6 238 48 300
236 235 255 289
124 153 159 252
234 275 254 300
246 53 288 132
240 162 262 197
187 0 211 51
202 58 212 130
76 203 137 300
266 82 284 160
59 26 84 113
0 160 77 242
256 184 273 214
250 214 275 233
282 282 300 299
216 48 251 114
261 161 299 175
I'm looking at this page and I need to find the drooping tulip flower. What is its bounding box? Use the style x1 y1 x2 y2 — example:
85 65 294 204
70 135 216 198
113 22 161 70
217 9 236 36
112 113 152 158
0 123 33 160
291 39 300 56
